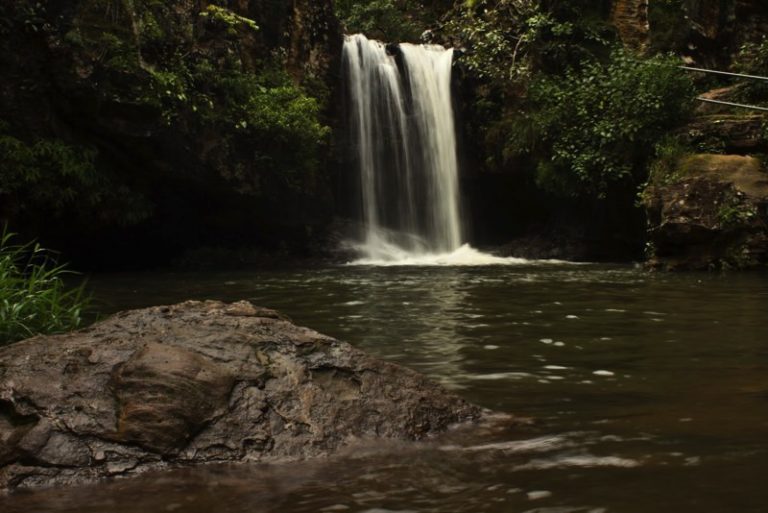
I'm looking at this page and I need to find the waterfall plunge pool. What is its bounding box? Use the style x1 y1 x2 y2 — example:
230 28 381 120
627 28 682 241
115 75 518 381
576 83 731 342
3 263 767 513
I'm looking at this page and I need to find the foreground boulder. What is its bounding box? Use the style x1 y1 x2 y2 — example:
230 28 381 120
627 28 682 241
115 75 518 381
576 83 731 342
0 301 481 491
643 154 768 270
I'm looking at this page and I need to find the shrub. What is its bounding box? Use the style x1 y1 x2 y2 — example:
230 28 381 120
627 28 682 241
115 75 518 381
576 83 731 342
0 229 89 346
637 135 694 207
0 122 152 225
335 0 431 42
520 51 694 197
445 0 612 83
200 5 259 35
187 62 331 191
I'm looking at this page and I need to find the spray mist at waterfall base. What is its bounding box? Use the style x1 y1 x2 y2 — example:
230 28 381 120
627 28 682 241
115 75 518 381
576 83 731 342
343 231 569 266
349 244 531 266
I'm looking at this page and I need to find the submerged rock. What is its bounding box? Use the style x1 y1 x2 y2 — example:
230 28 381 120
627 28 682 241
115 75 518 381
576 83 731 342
0 301 482 491
643 154 768 270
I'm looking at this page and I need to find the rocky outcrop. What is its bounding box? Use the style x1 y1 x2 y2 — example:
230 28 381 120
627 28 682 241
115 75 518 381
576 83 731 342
693 85 749 115
611 0 650 51
249 0 342 84
644 154 768 270
683 113 767 154
686 0 768 48
0 301 482 491
648 0 768 65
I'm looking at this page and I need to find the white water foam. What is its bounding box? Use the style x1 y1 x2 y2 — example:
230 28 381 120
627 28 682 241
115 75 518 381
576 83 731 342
348 243 539 266
514 455 641 470
343 229 570 266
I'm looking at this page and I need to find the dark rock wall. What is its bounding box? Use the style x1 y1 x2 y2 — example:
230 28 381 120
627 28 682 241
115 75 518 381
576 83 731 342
611 0 650 51
641 1 768 269
643 155 768 270
649 0 768 65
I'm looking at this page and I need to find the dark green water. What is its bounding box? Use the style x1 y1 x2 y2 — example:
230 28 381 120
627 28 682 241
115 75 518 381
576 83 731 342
3 264 768 512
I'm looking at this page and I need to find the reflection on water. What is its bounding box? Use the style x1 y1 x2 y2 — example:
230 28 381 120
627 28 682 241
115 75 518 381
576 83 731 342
351 268 471 387
4 264 768 512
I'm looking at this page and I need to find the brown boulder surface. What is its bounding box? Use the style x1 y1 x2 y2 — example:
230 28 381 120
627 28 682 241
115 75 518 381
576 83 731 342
0 301 482 491
611 0 650 51
684 114 767 153
644 154 768 270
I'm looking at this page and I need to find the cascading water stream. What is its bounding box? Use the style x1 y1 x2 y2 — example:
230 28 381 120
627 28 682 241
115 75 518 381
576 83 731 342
343 34 458 254
398 42 462 253
343 34 528 266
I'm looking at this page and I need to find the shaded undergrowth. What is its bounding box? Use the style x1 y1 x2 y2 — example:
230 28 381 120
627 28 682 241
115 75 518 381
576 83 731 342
0 228 89 346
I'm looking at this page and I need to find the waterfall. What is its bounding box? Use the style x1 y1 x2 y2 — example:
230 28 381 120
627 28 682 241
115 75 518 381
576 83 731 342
343 34 462 260
343 34 530 266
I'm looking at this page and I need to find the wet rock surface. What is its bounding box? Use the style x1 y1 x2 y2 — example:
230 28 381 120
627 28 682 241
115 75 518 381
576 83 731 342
0 301 482 491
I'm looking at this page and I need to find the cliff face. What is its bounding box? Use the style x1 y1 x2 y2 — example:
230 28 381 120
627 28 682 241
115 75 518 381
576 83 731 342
649 0 768 65
446 0 768 263
0 0 343 268
249 0 342 83
612 0 768 62
643 155 768 270
611 0 650 51
640 0 768 270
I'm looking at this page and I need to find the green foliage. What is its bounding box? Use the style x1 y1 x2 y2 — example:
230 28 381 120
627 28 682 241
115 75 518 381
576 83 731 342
446 0 539 82
61 0 330 193
637 136 693 207
200 5 258 35
647 136 692 186
518 51 694 197
1 0 334 260
445 0 612 82
444 0 641 195
0 229 89 346
733 36 768 75
0 122 151 225
717 195 758 227
130 60 330 192
0 2 50 36
192 63 331 186
335 0 430 42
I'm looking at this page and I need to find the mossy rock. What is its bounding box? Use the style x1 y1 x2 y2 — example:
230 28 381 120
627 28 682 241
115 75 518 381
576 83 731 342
644 153 768 270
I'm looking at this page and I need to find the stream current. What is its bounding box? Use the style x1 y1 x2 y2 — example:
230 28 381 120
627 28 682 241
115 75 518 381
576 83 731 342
3 263 767 512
